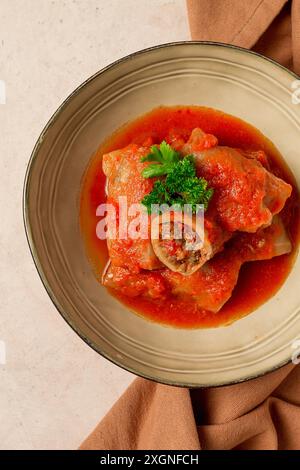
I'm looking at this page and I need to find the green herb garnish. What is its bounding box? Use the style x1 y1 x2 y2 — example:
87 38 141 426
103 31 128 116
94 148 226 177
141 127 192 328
141 141 213 214
141 141 180 178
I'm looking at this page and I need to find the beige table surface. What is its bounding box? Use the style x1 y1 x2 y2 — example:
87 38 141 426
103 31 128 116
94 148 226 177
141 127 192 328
0 0 189 450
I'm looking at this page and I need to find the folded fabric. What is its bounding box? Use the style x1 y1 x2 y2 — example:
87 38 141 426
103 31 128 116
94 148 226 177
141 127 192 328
80 364 300 449
187 0 300 74
80 0 300 450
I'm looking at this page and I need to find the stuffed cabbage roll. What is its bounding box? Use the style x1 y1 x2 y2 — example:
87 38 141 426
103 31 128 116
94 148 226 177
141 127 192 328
150 210 231 275
162 216 291 312
103 216 291 312
182 128 292 233
103 144 161 272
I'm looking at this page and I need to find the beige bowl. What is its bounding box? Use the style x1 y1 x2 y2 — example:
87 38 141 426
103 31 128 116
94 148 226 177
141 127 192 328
24 42 300 387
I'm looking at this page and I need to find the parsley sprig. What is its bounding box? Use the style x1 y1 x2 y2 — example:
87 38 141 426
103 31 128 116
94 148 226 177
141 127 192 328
141 141 180 177
141 141 213 214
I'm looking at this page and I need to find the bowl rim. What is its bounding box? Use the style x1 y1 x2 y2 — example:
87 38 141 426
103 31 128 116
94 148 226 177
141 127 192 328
23 40 300 388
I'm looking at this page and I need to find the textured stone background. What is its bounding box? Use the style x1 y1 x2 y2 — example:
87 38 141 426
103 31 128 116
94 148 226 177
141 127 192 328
0 0 189 450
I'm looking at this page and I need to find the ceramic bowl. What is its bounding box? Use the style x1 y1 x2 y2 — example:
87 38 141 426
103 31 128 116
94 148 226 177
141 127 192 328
24 42 300 387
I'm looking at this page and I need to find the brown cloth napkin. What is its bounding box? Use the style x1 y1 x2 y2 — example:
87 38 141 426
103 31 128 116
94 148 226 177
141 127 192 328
80 365 300 450
187 0 300 74
80 0 300 450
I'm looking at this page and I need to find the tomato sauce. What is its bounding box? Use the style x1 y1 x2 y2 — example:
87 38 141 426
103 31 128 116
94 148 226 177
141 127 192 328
80 106 300 328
